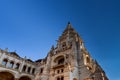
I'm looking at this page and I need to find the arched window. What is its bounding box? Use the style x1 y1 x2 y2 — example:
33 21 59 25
15 63 20 69
27 67 31 73
57 76 64 80
61 69 64 73
57 70 60 74
61 76 64 80
22 65 27 72
57 77 60 80
2 59 8 66
40 68 44 73
58 58 64 65
32 68 35 74
9 61 14 68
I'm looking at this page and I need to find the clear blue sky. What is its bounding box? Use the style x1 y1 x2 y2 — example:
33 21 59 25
0 0 120 79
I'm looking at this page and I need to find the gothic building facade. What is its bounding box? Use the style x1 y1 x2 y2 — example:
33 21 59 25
0 23 108 80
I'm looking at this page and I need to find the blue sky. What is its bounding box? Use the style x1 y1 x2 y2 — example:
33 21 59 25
0 0 120 79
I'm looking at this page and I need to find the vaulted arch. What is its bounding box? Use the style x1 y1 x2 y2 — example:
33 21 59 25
19 76 31 80
54 55 65 63
0 71 15 80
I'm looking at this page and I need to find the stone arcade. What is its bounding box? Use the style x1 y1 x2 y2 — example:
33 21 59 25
0 22 108 80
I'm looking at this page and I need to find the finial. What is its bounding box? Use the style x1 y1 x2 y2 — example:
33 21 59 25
68 21 70 24
67 21 72 29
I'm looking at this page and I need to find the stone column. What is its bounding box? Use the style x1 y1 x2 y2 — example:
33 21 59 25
25 66 28 73
19 60 25 72
30 67 33 74
6 60 10 68
0 57 2 65
0 52 4 65
13 62 16 69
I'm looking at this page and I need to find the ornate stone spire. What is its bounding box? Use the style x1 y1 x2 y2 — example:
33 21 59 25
58 22 76 41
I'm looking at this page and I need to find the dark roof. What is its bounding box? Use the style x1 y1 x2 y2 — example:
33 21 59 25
26 59 34 63
9 52 20 58
35 58 47 63
35 59 43 62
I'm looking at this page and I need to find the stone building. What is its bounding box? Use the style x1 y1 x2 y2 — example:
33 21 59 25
0 22 108 80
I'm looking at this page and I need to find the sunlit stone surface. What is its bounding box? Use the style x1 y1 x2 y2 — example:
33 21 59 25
0 23 108 80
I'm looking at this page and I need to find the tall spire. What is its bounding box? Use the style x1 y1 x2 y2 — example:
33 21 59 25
68 21 70 24
58 22 76 41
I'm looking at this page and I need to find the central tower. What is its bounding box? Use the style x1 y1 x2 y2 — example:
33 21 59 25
34 22 108 80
